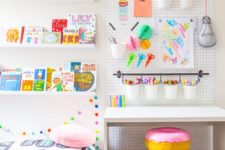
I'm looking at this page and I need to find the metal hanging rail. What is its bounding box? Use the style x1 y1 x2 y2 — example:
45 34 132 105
113 70 209 79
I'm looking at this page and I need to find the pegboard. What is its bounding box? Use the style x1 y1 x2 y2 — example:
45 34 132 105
108 125 213 150
105 0 215 106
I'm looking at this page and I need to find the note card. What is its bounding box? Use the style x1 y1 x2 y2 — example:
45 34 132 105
134 0 152 17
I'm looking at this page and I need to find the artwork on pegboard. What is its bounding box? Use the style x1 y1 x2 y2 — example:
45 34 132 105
158 18 195 68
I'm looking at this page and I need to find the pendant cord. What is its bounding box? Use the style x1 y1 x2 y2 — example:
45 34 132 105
205 0 208 16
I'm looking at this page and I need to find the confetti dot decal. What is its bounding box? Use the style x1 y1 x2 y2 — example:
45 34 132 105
70 117 75 121
0 95 101 142
48 129 51 133
22 132 26 136
96 130 100 134
89 99 94 103
94 96 98 100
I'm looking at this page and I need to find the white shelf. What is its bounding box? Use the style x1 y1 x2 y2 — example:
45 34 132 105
104 106 225 123
0 44 95 48
0 91 96 96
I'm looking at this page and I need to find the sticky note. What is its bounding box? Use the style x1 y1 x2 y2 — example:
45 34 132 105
134 0 152 17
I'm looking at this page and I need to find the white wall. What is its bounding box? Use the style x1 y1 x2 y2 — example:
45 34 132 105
0 0 106 144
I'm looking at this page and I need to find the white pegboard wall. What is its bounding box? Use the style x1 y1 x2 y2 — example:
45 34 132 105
105 0 215 106
108 125 213 150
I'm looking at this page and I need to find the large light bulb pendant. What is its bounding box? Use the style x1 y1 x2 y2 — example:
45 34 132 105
198 16 216 48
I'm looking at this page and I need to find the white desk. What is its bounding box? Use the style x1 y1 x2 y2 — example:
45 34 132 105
104 106 225 150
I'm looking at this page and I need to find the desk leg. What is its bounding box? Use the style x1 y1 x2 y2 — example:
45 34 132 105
104 122 108 150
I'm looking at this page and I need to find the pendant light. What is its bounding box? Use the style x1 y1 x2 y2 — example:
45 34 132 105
198 0 216 47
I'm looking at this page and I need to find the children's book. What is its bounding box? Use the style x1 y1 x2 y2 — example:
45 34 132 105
1 27 24 44
33 69 46 91
51 71 63 92
21 69 35 91
52 19 67 43
23 26 43 44
0 71 21 91
42 32 61 44
62 72 74 92
46 67 57 91
71 62 97 92
67 14 96 45
62 28 77 44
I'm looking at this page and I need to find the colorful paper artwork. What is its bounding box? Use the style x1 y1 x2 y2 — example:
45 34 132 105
158 18 195 68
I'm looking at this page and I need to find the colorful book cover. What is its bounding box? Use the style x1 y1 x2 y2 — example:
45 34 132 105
46 67 57 91
0 71 21 91
62 28 78 44
21 69 35 91
71 62 97 92
42 32 61 44
2 27 24 44
67 14 96 45
62 72 74 92
33 69 46 91
23 26 43 44
51 71 63 92
52 19 67 43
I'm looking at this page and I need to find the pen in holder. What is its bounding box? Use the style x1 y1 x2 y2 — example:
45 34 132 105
163 80 179 99
182 80 198 99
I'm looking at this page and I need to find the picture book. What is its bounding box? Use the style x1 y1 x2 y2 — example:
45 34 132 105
23 26 44 44
67 14 96 45
46 67 57 91
1 26 24 44
42 32 61 44
71 62 97 92
62 28 78 44
52 19 68 32
0 71 21 91
51 71 63 92
52 19 67 43
21 69 35 91
62 72 74 92
33 69 46 91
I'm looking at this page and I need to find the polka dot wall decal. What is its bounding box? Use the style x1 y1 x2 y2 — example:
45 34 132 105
22 131 26 136
70 117 75 121
89 99 94 103
94 96 98 100
0 95 101 140
48 129 51 133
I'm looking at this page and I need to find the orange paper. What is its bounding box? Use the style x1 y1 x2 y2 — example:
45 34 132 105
134 0 152 17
